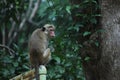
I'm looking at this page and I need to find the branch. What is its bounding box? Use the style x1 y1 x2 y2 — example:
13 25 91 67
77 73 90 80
10 65 47 80
28 0 41 26
10 69 35 80
8 0 41 46
0 44 16 56
19 0 34 30
27 19 44 27
29 0 41 20
2 25 5 45
8 0 34 46
8 19 16 40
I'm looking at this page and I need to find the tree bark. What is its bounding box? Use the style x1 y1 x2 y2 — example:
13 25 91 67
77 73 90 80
82 0 120 80
70 0 120 80
99 0 120 80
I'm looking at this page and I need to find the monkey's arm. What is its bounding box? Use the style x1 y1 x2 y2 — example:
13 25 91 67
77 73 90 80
43 48 51 64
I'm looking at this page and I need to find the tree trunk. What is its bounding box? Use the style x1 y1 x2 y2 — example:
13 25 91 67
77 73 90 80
70 0 120 80
82 0 120 80
99 0 120 80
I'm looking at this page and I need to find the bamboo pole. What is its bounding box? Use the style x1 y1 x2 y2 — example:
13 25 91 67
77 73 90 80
10 65 47 80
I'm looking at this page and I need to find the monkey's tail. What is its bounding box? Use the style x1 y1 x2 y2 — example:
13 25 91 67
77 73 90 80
35 64 40 80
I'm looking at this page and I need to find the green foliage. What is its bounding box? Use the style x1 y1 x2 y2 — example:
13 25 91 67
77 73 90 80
0 0 28 23
0 0 100 79
0 47 29 79
84 57 90 61
83 31 91 36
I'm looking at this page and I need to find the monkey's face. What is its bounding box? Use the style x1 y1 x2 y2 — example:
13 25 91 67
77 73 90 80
48 27 55 38
43 24 55 38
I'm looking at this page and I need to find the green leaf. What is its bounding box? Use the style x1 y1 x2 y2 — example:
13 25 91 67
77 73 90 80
3 69 9 77
94 14 101 17
90 18 97 24
22 65 29 70
83 31 91 36
66 6 71 14
84 57 90 61
54 57 61 64
95 42 99 47
13 62 19 67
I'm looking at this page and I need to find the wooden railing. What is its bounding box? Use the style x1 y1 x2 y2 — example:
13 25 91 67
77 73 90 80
10 65 47 80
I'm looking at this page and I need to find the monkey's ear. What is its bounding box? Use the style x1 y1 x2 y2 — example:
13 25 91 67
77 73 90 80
41 27 46 31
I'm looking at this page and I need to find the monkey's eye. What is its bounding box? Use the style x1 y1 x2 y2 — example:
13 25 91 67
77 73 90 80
49 28 54 31
50 29 54 31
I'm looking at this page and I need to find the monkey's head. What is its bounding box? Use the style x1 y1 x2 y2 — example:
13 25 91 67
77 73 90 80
42 24 55 38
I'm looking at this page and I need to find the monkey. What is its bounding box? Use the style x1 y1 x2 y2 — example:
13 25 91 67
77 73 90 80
28 24 55 80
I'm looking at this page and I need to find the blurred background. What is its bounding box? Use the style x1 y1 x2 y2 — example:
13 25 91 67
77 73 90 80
0 0 99 80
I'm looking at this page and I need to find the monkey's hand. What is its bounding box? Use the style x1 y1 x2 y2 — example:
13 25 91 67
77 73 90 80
49 46 55 52
43 48 51 64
